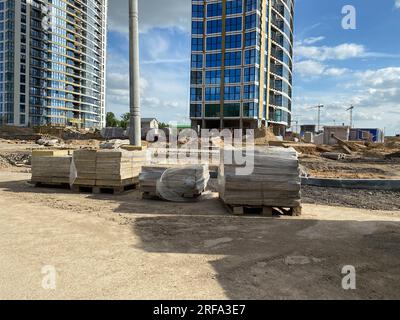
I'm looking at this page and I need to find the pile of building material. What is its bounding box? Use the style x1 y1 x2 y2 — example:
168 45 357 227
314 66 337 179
71 150 97 186
139 164 210 202
71 149 145 193
31 150 72 186
219 147 301 216
95 150 143 188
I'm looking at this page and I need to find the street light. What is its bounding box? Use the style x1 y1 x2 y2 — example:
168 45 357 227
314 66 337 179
129 0 141 147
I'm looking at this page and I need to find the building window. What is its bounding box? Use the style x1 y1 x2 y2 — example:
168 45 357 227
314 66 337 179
191 71 203 85
224 69 241 83
243 85 259 100
244 49 260 65
205 104 221 117
205 87 221 101
191 54 203 68
224 86 241 101
192 21 204 35
207 3 223 17
224 51 242 66
190 88 202 102
243 102 258 117
206 36 222 51
191 37 203 51
225 34 242 49
244 67 259 82
226 17 242 32
226 0 243 15
206 53 222 68
205 70 221 85
190 104 202 118
224 103 240 117
245 13 259 29
245 31 258 47
246 0 260 12
192 4 204 18
207 19 222 34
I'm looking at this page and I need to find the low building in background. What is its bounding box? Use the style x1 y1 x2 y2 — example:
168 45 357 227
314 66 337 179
350 128 385 143
323 126 351 145
141 118 160 139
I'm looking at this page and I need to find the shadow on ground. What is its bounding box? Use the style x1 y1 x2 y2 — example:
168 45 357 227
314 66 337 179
130 214 400 299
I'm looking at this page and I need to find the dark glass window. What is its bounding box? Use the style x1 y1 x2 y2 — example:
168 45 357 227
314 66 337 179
224 51 242 66
190 87 202 101
225 34 241 49
192 21 204 35
207 19 222 34
224 86 241 101
224 69 241 83
224 103 240 117
205 104 221 117
206 53 222 68
207 3 222 17
206 36 222 51
191 54 203 68
205 87 221 101
191 37 204 51
226 0 242 15
226 17 242 32
190 104 202 118
205 70 221 85
191 71 203 85
192 4 204 18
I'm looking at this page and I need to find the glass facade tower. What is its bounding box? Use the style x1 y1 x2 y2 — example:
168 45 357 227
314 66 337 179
0 0 107 129
190 0 294 134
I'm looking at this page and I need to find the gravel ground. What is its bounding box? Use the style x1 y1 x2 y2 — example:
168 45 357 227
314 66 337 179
302 186 400 211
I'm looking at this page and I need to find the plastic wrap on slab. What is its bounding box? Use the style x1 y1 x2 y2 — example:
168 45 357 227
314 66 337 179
156 164 210 202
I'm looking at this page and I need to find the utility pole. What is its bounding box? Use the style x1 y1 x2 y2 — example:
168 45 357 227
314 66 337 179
129 0 141 147
347 105 354 128
310 105 324 132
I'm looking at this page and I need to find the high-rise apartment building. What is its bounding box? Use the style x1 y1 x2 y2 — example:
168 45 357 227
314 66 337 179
190 0 294 134
0 0 107 128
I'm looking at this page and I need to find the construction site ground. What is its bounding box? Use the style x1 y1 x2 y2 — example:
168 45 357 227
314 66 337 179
0 139 400 299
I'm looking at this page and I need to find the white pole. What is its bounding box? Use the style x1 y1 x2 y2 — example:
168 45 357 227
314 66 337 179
129 0 141 147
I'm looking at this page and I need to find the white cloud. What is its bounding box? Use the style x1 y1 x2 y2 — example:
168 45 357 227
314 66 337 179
396 0 400 9
295 60 348 77
293 67 400 134
301 36 325 45
296 43 366 61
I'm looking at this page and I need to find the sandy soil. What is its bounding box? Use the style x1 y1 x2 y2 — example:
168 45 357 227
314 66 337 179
0 170 400 300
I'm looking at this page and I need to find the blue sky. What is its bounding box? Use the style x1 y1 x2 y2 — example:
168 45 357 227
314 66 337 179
106 0 400 135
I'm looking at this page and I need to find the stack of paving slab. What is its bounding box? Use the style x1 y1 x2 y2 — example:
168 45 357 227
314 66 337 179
71 149 145 188
95 150 144 187
219 147 301 211
71 150 97 186
31 150 72 185
139 164 210 201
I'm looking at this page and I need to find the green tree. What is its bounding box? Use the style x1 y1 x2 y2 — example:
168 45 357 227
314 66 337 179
106 112 120 127
120 113 130 130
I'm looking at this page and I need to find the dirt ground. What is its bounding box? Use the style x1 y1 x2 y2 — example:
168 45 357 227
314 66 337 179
0 169 399 300
0 140 400 299
300 155 400 179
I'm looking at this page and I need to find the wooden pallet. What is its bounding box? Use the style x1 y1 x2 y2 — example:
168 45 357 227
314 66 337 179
142 191 202 200
71 182 139 195
32 181 71 190
223 203 302 217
